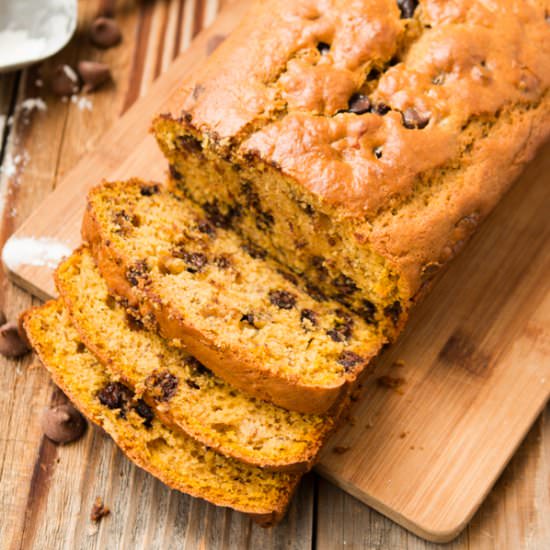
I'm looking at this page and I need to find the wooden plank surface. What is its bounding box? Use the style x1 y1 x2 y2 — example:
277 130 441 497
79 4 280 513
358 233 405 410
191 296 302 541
0 1 549 548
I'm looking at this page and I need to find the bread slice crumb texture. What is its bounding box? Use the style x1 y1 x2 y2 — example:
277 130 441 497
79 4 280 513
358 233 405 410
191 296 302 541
22 301 300 525
56 247 335 471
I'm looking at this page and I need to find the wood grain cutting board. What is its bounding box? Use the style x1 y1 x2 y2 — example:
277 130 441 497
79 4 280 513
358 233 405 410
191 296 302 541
3 2 549 543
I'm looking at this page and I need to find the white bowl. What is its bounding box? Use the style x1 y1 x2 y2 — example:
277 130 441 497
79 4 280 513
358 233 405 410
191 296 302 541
0 0 77 73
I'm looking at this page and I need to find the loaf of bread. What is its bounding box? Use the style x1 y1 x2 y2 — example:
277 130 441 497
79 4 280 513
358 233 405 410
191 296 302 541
82 179 382 414
22 300 300 525
55 247 339 471
153 0 550 337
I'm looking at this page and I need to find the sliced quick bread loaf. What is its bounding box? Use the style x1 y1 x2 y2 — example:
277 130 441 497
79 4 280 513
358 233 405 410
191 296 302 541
22 300 300 525
56 247 337 471
82 179 383 414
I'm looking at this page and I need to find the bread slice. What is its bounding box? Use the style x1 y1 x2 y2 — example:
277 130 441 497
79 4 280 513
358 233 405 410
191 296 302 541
22 300 300 525
82 179 383 414
55 247 337 471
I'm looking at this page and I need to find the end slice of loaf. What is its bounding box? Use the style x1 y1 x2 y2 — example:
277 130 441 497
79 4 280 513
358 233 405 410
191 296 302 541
55 247 337 471
82 179 384 414
22 300 300 525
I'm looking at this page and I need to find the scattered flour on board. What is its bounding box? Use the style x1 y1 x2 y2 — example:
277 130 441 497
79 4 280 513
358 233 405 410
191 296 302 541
2 236 71 270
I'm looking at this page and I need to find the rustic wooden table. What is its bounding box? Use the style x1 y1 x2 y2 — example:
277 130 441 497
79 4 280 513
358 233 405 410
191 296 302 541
0 1 548 548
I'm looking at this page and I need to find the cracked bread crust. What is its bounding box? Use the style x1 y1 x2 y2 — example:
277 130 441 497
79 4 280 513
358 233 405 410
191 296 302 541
154 0 550 303
22 301 300 525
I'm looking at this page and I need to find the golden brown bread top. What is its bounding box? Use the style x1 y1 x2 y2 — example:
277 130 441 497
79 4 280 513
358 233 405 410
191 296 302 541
166 0 549 215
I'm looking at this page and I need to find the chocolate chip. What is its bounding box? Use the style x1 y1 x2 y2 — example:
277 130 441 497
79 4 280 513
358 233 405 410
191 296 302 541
358 300 377 324
145 370 179 401
178 135 203 154
50 64 80 96
139 184 159 196
178 251 208 273
186 379 201 390
197 219 216 237
77 60 111 93
241 181 261 210
397 0 418 19
299 202 315 216
241 240 267 260
311 256 329 281
256 210 275 231
305 283 327 302
41 404 87 444
332 274 358 296
317 42 330 54
269 290 297 310
240 313 256 327
90 497 110 523
125 312 144 331
327 310 354 342
90 17 122 48
402 108 430 129
277 269 298 286
97 382 134 416
214 255 231 269
126 260 149 286
300 309 318 327
0 322 31 358
384 301 402 325
348 94 371 115
133 399 154 428
185 356 210 376
373 102 390 115
169 165 184 181
373 146 383 159
203 200 240 229
337 351 366 371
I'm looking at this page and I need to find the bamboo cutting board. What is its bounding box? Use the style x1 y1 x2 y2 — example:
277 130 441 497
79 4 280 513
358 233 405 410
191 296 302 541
3 2 549 543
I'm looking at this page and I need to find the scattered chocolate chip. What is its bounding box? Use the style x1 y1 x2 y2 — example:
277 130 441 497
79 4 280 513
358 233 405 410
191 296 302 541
337 351 366 371
402 107 430 129
126 260 149 286
240 313 256 327
311 256 329 281
146 370 179 401
203 200 240 229
332 274 359 296
397 0 418 19
50 64 80 96
139 183 159 196
178 251 208 273
317 42 330 54
0 322 31 358
256 210 275 231
214 255 232 269
90 17 122 49
241 181 261 209
384 300 402 325
197 219 216 237
97 382 134 416
305 283 327 302
90 497 110 523
77 60 111 93
277 269 298 286
327 310 354 342
373 102 390 115
358 300 377 324
241 240 267 260
186 379 201 390
348 93 371 115
300 309 318 327
373 146 383 159
178 134 203 154
169 165 184 181
206 34 226 55
185 357 210 376
133 399 154 428
76 342 86 353
268 290 297 310
125 312 144 331
299 202 315 216
366 67 381 81
41 403 86 444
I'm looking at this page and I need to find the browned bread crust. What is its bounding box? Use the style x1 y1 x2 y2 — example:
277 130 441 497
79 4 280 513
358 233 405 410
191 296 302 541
154 0 550 316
